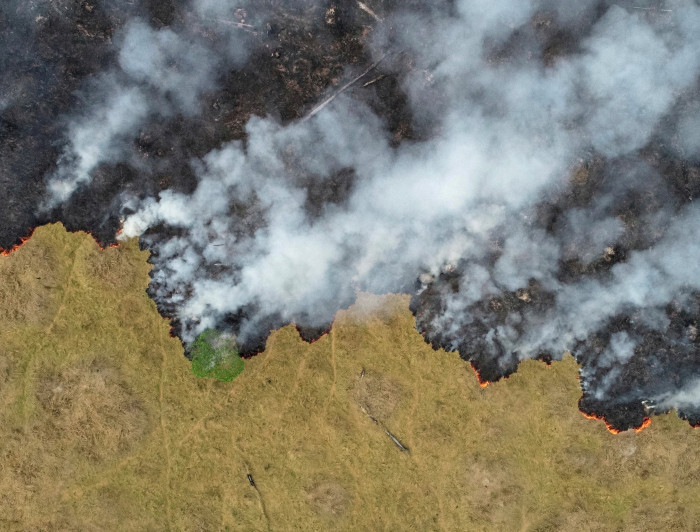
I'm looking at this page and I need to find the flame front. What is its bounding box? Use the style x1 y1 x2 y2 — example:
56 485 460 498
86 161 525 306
581 411 622 434
580 411 652 435
1 226 121 258
633 417 652 433
470 363 491 388
0 232 34 257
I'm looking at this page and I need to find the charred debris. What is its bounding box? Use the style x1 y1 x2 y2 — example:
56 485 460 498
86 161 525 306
1 1 700 433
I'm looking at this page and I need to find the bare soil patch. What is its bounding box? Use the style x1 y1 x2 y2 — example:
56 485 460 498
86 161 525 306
307 481 349 517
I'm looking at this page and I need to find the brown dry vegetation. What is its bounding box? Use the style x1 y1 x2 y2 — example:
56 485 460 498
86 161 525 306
2 223 700 531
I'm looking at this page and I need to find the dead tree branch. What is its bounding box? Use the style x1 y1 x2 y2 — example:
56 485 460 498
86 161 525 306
302 52 390 122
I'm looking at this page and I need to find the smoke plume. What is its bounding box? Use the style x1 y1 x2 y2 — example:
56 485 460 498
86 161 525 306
2 0 700 430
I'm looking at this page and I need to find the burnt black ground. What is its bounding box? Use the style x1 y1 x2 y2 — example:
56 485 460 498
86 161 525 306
0 0 414 249
411 154 700 431
2 0 700 431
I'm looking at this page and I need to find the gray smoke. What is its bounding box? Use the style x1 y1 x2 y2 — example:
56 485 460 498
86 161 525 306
43 3 254 207
43 0 700 419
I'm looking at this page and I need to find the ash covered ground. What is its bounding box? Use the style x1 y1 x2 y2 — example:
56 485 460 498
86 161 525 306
1 0 700 431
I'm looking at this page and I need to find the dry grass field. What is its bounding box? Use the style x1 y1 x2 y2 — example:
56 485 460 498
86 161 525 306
2 223 700 531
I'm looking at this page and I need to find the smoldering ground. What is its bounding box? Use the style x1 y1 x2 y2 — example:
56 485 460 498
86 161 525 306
2 0 700 431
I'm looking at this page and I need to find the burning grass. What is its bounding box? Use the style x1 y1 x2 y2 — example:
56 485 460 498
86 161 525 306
2 223 700 530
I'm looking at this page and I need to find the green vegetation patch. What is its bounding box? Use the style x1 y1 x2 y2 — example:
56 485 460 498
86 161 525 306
190 329 244 382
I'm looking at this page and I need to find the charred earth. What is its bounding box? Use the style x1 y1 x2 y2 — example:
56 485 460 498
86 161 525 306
2 0 700 432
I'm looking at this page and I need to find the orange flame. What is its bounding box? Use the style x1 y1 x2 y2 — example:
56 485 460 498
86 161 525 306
1 241 26 256
0 229 35 257
580 410 652 434
633 417 652 433
0 226 122 258
575 371 653 434
470 363 491 388
580 411 621 434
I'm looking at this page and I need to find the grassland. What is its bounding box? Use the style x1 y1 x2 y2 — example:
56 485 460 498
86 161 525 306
1 223 700 531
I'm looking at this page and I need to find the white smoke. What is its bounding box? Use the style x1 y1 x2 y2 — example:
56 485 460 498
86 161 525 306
43 6 254 208
122 1 700 345
656 378 700 410
43 0 700 414
46 83 150 204
677 102 700 159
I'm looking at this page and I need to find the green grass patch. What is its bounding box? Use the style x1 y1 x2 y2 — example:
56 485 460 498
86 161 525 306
190 329 244 382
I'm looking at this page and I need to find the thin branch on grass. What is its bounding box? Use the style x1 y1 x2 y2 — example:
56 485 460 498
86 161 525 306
359 404 409 452
385 429 409 452
359 404 378 424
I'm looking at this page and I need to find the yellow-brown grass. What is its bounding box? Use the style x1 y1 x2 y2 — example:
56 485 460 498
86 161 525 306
1 223 700 531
